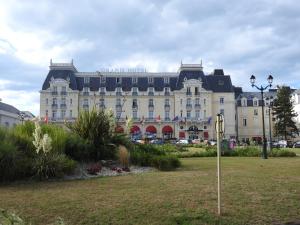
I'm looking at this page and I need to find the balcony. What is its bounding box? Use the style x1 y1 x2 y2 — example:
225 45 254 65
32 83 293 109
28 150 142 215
83 92 89 96
132 91 138 96
186 103 193 109
164 117 171 121
60 91 67 96
132 105 138 110
116 91 122 96
148 92 154 96
195 92 200 96
194 103 201 108
186 92 192 96
145 117 155 122
100 91 106 96
164 104 170 110
51 91 58 96
116 103 122 108
83 104 89 109
60 103 67 109
51 103 58 109
164 92 170 96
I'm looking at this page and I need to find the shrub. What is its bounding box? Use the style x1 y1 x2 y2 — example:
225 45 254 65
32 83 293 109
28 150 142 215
118 145 130 168
233 147 261 157
42 124 68 153
65 134 94 162
133 144 166 156
87 162 102 175
269 149 296 157
33 153 76 180
0 141 33 182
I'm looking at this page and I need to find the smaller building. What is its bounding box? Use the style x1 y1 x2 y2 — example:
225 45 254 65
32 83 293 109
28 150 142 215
0 102 21 128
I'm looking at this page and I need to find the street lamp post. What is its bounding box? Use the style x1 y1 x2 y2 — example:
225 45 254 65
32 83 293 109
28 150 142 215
266 96 274 152
250 74 273 159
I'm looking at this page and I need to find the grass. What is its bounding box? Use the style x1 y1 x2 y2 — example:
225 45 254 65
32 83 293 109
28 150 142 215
290 148 300 155
1 157 300 225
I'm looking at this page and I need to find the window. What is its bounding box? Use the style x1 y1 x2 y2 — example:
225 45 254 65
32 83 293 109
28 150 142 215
203 98 206 105
132 87 138 95
46 98 48 105
149 99 154 106
218 80 224 85
220 97 224 104
243 118 247 126
187 98 191 105
203 110 206 118
132 110 138 119
148 77 154 83
61 98 66 104
53 98 57 104
83 87 89 93
61 86 66 92
186 87 191 95
220 109 224 115
53 86 57 92
148 87 154 95
195 98 200 105
149 110 154 119
116 87 122 95
253 99 258 106
180 99 183 105
132 99 138 108
61 110 66 118
164 87 170 94
195 110 200 119
46 110 48 116
100 76 106 84
187 111 191 119
165 111 170 120
83 99 88 105
70 99 72 105
165 99 170 106
195 87 199 95
70 110 72 118
164 77 169 84
116 77 121 84
52 110 57 118
116 111 122 119
116 98 121 106
84 77 90 84
132 77 138 84
254 109 258 116
100 98 105 106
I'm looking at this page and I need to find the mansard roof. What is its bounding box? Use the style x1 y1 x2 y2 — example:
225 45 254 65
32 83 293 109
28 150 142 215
236 91 277 106
41 62 235 93
0 102 20 115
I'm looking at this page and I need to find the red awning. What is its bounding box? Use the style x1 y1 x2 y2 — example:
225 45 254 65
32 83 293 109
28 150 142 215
179 131 185 138
204 131 209 139
115 126 124 133
146 125 157 133
162 125 173 133
130 125 140 134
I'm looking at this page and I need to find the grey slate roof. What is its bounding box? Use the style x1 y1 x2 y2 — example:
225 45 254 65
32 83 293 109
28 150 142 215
236 91 277 106
0 102 20 115
41 65 235 93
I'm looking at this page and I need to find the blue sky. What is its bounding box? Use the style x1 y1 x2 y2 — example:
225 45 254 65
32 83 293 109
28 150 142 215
0 0 300 115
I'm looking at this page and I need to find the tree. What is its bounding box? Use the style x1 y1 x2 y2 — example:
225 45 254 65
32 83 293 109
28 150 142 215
272 86 298 140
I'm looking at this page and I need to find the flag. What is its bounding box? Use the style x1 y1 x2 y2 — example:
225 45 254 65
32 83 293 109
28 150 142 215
172 116 179 121
156 115 161 122
44 115 48 124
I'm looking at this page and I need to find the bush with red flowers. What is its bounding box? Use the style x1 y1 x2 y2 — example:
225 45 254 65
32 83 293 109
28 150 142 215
87 163 102 175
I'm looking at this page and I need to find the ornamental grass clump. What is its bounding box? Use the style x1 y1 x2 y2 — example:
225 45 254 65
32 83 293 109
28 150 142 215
118 145 130 169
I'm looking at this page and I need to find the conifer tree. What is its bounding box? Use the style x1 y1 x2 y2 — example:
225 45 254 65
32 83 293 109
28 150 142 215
272 86 298 139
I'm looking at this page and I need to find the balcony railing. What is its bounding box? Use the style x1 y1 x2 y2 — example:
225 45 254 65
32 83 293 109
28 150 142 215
51 91 58 96
100 91 106 95
195 92 200 96
164 92 170 96
132 92 138 96
164 117 171 121
116 92 122 96
51 103 58 109
83 92 89 96
186 92 192 96
83 104 89 108
115 103 122 108
164 104 170 107
60 91 67 95
186 103 193 108
148 104 154 108
194 103 201 108
132 105 138 110
60 103 67 109
148 92 154 96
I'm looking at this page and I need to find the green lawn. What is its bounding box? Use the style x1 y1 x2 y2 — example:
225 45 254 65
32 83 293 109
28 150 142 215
1 157 300 225
291 148 300 155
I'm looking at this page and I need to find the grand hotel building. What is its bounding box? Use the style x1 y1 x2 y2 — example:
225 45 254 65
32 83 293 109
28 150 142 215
40 60 277 141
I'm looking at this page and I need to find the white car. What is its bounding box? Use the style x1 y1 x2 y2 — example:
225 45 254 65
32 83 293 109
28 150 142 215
176 139 189 144
278 140 287 148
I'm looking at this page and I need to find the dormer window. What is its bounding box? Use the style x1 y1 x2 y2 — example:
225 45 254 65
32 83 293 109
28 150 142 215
218 80 224 85
220 97 224 104
132 87 138 96
116 87 122 95
186 87 191 96
253 99 258 106
242 98 247 106
132 77 138 84
84 77 90 84
116 77 122 84
164 77 169 84
148 87 154 96
148 77 154 84
100 76 106 84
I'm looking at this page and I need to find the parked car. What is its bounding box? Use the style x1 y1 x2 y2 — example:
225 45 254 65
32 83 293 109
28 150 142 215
208 140 217 146
176 139 189 145
278 140 287 148
293 141 300 148
150 139 164 145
